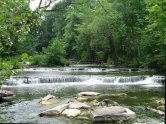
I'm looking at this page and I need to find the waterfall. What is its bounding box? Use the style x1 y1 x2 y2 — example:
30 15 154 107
3 75 165 86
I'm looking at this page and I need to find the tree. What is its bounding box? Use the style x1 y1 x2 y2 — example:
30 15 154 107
0 0 40 57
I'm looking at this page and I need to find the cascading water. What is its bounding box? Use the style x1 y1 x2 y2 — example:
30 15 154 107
3 69 165 86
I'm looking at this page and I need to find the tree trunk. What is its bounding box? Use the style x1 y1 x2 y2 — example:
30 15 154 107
108 33 119 65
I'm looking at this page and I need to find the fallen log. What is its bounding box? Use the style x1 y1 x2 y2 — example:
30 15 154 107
146 106 165 116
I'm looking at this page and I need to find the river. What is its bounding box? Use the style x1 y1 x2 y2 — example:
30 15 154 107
0 64 165 123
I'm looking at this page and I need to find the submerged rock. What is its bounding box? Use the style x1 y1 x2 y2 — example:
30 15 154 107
69 101 90 109
0 90 14 102
39 104 69 116
92 106 136 123
39 94 57 105
102 99 119 106
108 93 127 97
62 109 81 117
77 92 100 96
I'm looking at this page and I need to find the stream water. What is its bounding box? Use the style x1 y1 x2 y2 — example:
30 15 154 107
0 64 165 124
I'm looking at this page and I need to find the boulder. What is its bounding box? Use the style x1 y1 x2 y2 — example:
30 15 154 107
39 104 69 116
62 109 81 117
0 90 14 97
92 106 136 122
77 92 100 96
0 90 14 102
39 94 57 105
69 101 90 109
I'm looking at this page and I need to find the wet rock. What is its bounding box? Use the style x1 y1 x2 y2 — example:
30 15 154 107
92 106 136 122
39 94 57 105
77 92 100 96
39 104 69 116
89 100 100 107
69 101 90 109
0 90 14 97
155 98 165 105
103 99 119 106
0 90 14 102
62 109 81 117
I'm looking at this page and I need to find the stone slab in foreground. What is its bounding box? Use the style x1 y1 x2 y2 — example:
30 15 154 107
92 106 136 122
39 104 69 116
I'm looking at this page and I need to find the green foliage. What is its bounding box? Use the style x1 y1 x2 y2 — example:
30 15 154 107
0 0 40 57
44 38 67 66
21 52 29 64
31 54 47 67
32 38 68 67
0 61 14 85
0 0 165 70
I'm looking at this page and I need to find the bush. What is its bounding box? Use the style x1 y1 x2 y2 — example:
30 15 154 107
31 38 68 67
31 54 47 67
44 38 67 66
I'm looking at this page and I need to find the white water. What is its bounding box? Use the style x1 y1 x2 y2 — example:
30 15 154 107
3 75 164 87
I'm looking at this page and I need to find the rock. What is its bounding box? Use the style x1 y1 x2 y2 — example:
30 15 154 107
69 101 90 109
89 100 100 107
77 92 100 96
39 94 57 105
62 109 81 117
0 90 14 97
39 104 69 116
108 93 127 97
155 98 165 105
103 99 119 106
41 94 55 101
0 90 14 102
92 106 136 122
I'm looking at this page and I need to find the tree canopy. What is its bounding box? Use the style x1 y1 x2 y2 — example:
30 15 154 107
0 0 165 70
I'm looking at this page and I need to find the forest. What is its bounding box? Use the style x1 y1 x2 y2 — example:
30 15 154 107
0 0 166 81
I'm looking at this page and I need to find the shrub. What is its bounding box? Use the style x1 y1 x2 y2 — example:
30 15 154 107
31 54 47 67
44 38 67 66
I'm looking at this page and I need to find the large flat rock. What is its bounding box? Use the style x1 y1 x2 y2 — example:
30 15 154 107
69 101 90 109
39 104 69 116
92 106 136 122
62 109 81 117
